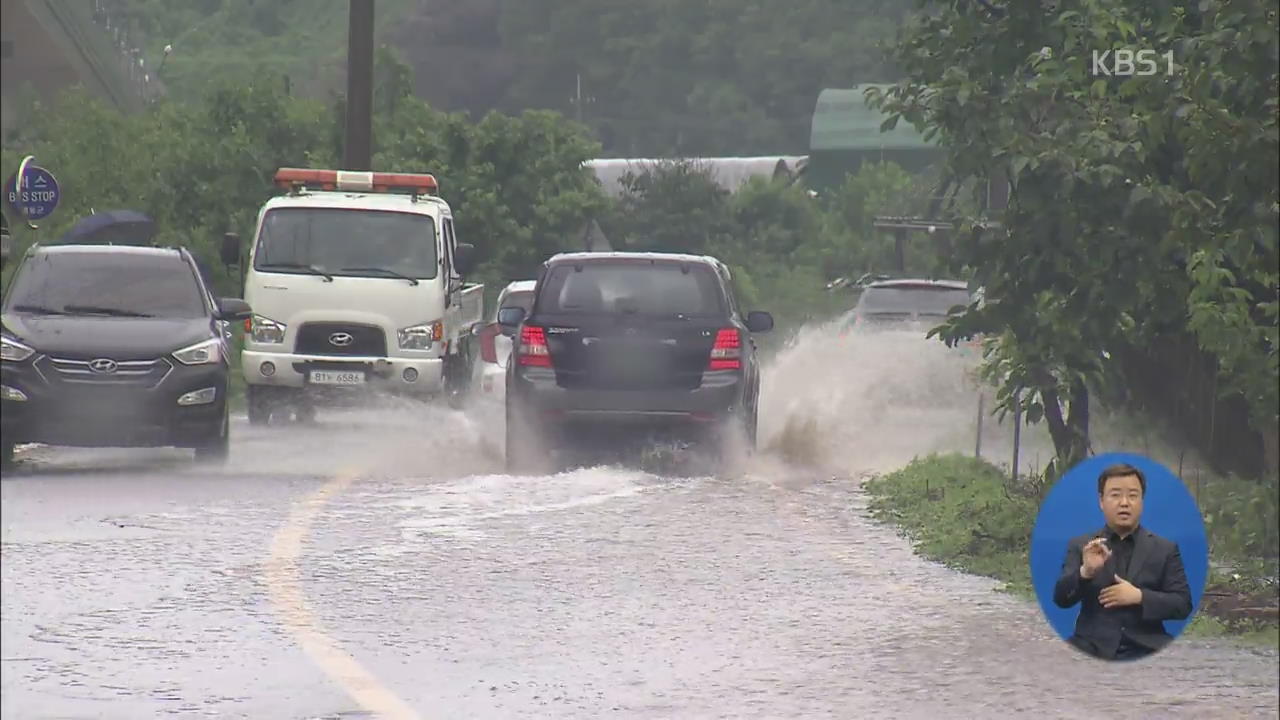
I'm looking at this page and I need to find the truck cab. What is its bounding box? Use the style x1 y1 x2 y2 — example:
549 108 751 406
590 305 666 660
237 168 484 424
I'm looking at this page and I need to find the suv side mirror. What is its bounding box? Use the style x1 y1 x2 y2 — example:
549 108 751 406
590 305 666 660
746 311 774 333
453 243 477 276
220 232 241 267
217 297 252 320
496 306 525 335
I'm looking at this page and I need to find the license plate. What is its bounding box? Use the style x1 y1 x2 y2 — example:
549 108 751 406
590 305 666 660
309 370 366 385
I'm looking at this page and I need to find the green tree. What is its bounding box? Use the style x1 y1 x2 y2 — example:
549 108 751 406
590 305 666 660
872 0 1278 478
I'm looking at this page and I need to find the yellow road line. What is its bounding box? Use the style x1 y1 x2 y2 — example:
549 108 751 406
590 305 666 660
264 470 423 720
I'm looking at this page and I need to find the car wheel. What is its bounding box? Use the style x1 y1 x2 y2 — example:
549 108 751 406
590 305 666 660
445 354 473 410
195 409 230 464
293 394 317 425
247 385 273 426
714 412 754 468
505 405 547 473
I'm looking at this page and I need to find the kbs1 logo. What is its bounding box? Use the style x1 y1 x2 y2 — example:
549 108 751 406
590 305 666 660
1091 49 1178 77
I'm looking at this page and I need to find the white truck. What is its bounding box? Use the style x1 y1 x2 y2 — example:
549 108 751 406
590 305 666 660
223 168 484 424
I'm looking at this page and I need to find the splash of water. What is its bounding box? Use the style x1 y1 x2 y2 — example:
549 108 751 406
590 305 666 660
755 317 1209 480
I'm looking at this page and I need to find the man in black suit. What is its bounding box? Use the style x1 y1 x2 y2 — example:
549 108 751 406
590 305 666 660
1053 463 1193 661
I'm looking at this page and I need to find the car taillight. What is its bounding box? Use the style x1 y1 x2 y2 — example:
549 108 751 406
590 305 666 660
243 318 252 333
708 328 741 370
518 325 551 367
479 323 499 364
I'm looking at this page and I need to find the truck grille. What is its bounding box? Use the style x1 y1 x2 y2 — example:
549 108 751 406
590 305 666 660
294 322 387 357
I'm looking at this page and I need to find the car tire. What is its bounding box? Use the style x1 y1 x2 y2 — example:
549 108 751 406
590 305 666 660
505 404 547 473
293 397 317 425
195 408 230 464
247 385 273 426
714 411 754 468
444 353 473 411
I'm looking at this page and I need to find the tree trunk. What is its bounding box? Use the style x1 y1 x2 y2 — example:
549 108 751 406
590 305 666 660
1039 375 1091 482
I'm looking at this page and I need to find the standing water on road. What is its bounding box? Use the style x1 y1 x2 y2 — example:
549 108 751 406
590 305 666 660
2 319 1276 719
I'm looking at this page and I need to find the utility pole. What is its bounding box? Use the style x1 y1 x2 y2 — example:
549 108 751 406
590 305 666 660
571 72 593 126
343 0 374 171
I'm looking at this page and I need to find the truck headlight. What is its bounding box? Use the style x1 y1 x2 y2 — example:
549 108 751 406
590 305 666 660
173 338 221 365
1 335 35 363
249 314 287 344
398 320 442 350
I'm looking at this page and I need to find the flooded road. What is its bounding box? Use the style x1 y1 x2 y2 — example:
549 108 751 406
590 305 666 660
3 327 1277 719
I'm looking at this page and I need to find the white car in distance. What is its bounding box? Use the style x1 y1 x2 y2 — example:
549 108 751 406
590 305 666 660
473 280 537 405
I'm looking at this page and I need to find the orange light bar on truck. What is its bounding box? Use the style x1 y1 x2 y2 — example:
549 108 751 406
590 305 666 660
273 168 439 195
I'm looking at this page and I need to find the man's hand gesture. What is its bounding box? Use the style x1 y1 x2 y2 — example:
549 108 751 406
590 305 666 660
1099 575 1143 608
1080 537 1110 579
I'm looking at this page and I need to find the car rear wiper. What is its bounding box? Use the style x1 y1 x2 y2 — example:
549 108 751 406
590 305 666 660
258 262 334 281
339 267 419 286
62 305 155 318
9 304 69 316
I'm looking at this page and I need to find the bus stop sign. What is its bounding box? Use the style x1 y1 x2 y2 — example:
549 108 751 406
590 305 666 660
5 165 61 221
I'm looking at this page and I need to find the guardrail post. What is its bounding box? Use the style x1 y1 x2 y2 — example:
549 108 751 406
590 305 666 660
974 391 984 459
1011 389 1022 481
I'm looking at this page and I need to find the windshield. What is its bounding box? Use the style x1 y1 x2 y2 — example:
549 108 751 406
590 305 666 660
855 286 972 317
538 262 724 316
3 251 207 319
254 208 438 280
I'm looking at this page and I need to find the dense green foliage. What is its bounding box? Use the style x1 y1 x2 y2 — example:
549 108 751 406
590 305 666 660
1 59 936 345
871 0 1279 479
103 0 907 156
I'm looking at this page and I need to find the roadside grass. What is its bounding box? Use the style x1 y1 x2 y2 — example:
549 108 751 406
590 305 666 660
863 452 1279 647
863 454 1038 598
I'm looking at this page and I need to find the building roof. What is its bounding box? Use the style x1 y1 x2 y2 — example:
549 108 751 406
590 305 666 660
809 85 938 152
584 156 806 197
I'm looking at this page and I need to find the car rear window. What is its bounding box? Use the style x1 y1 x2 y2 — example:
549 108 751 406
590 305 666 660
501 290 534 313
491 289 534 321
856 286 972 317
538 262 725 316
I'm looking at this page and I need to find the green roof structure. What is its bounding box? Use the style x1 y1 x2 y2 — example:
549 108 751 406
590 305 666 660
807 85 941 190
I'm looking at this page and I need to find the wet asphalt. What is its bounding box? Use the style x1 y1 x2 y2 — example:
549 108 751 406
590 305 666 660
3 330 1278 719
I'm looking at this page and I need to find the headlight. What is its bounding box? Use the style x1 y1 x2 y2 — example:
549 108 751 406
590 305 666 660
398 320 442 350
172 338 222 365
248 314 287 344
1 335 35 363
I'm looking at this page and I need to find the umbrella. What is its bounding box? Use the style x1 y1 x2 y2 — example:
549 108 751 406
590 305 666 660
57 209 156 246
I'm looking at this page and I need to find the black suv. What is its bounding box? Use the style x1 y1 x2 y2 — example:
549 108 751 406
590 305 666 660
498 252 773 470
0 244 252 467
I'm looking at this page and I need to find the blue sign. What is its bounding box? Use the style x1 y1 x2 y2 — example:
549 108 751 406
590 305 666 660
4 165 61 221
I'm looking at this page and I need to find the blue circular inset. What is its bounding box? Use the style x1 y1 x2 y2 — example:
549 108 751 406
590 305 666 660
1030 452 1208 649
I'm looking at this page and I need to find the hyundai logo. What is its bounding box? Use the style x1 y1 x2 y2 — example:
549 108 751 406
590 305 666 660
328 332 354 347
88 358 118 374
